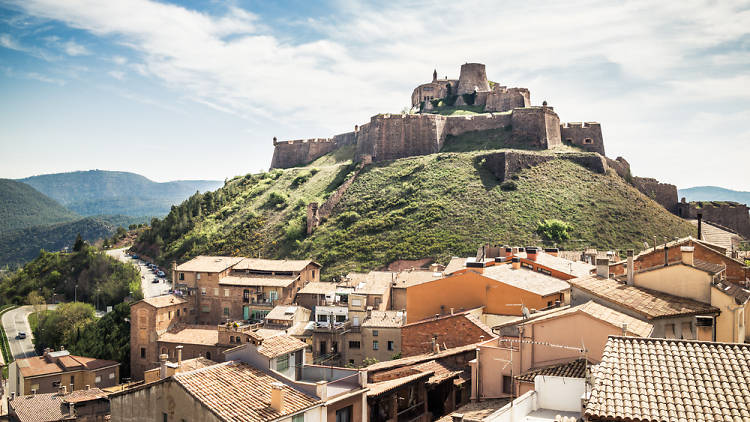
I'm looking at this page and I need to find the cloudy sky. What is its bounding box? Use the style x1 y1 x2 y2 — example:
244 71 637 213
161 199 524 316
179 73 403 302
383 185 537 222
0 0 748 190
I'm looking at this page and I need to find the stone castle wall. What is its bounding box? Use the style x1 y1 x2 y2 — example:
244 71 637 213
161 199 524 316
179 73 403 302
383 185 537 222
510 107 562 149
457 63 490 96
481 151 607 182
677 200 750 238
270 131 356 169
561 122 605 155
632 177 679 213
485 86 530 112
444 113 512 136
355 114 448 162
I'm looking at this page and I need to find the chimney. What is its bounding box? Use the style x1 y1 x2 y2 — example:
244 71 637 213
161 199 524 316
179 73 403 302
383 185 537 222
171 261 177 291
451 413 465 422
430 263 439 272
544 247 559 257
69 384 74 393
664 244 669 266
697 213 703 239
270 382 285 411
159 353 169 379
505 246 512 257
526 247 538 261
626 250 634 286
621 323 628 336
511 257 520 270
681 246 695 267
596 258 609 279
450 307 454 315
176 345 183 367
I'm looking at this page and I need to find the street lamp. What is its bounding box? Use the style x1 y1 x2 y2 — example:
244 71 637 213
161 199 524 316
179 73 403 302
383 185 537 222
75 284 78 303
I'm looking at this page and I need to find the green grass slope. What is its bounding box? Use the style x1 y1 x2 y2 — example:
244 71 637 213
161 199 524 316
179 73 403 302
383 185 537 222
134 146 694 279
0 179 79 232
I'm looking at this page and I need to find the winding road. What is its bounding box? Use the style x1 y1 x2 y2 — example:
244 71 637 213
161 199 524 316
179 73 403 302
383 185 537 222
106 247 171 299
2 306 38 360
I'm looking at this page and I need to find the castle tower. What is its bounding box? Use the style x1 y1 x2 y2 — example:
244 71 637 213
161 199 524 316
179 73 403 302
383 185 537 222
432 69 437 82
457 63 490 95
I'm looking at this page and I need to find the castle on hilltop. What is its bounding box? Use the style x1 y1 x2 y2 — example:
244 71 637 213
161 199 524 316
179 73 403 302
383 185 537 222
270 62 605 169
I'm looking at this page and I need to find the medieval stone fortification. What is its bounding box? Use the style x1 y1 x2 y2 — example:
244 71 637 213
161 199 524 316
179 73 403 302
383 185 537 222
269 63 738 233
677 200 750 239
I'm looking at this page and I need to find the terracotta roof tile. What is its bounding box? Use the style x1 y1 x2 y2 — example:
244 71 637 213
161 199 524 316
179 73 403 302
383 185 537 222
515 358 591 384
297 282 337 295
481 264 571 296
139 294 186 309
17 353 119 378
175 256 244 273
232 258 318 272
569 275 719 320
158 326 218 346
366 372 432 397
412 360 464 384
256 335 308 358
361 310 405 328
174 361 320 422
218 275 298 288
586 336 750 422
9 392 73 421
366 343 479 372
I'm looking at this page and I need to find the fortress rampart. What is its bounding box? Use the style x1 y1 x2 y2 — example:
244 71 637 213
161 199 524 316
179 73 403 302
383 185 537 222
632 177 679 213
355 114 448 162
560 122 605 155
270 131 356 169
677 200 750 238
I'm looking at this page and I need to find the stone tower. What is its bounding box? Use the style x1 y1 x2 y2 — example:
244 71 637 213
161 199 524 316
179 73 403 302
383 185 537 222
457 63 490 95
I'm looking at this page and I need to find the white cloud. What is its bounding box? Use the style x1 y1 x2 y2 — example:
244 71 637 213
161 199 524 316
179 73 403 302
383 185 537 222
108 70 125 80
5 0 750 187
62 39 90 56
0 33 28 51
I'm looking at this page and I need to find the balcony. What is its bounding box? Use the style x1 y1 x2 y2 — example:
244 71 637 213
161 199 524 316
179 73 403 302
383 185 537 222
313 320 352 333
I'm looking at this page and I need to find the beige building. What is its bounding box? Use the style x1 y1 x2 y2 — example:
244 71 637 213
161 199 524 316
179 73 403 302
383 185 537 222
130 294 189 380
8 349 120 396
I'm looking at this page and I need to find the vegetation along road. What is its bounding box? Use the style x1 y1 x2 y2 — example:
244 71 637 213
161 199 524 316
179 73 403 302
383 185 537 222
106 247 170 299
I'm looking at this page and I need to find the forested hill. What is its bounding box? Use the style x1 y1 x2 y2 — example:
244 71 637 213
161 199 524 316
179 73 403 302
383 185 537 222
678 186 750 205
0 178 79 232
19 170 223 217
133 145 695 279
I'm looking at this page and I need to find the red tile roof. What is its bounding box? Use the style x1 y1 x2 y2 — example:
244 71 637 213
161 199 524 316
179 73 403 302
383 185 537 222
515 358 590 383
16 353 119 378
174 361 320 422
256 335 308 359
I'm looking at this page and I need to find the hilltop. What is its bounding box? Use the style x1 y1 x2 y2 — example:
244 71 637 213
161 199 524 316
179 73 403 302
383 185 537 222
678 186 750 206
0 178 79 232
19 170 223 217
134 145 695 279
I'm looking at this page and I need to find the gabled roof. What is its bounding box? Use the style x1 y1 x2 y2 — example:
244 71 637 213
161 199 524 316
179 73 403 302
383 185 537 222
361 310 404 328
174 361 320 422
585 336 750 422
569 275 719 320
515 358 590 383
16 353 119 378
256 334 308 359
218 275 298 288
480 265 571 296
233 258 319 272
297 282 336 295
713 281 750 305
519 252 594 277
636 258 725 276
366 343 480 372
519 301 654 338
366 371 433 397
139 294 186 309
175 256 244 273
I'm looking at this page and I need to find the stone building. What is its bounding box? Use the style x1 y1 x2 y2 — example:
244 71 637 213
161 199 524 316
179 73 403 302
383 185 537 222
677 199 750 239
8 387 111 422
400 309 495 357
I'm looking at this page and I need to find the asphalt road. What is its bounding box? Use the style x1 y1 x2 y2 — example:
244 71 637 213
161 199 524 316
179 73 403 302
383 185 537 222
106 247 171 299
2 304 57 360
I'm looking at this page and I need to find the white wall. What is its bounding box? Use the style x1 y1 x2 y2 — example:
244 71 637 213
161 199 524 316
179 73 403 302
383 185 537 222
485 390 538 422
534 376 585 412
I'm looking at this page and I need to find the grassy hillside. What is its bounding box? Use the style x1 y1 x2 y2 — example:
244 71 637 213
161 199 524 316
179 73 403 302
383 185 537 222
678 186 750 205
19 170 223 217
134 147 694 279
0 217 117 268
0 179 79 232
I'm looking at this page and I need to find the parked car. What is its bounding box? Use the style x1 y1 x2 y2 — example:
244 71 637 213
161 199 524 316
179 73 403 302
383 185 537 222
157 271 165 277
17 332 26 339
152 278 160 284
132 254 139 259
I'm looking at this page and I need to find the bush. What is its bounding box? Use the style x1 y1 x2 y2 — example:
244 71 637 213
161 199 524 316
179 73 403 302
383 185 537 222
500 181 517 191
537 219 572 243
265 191 288 209
337 211 360 227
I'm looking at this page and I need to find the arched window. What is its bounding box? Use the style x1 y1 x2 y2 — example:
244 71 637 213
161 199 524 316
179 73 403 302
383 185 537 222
229 337 234 343
583 138 593 144
161 347 166 355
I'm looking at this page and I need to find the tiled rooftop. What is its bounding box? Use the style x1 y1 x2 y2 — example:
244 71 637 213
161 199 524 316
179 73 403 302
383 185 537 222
218 274 298 288
265 305 306 321
515 358 590 383
366 343 479 372
690 219 743 252
297 282 337 295
569 275 719 320
361 310 405 328
16 353 118 378
521 252 595 277
9 388 109 422
520 301 654 338
714 281 750 305
175 256 244 273
366 371 432 397
257 334 308 358
139 294 186 308
481 264 571 296
174 361 320 422
158 326 219 346
585 336 750 422
232 258 318 272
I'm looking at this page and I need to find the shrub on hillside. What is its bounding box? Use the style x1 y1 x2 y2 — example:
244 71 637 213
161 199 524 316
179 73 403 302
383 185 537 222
536 219 572 243
265 191 288 209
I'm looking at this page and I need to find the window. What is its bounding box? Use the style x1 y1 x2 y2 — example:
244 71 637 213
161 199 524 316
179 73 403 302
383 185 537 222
176 309 180 317
163 413 168 422
372 330 379 337
95 375 101 383
229 336 234 343
201 287 206 296
348 341 361 349
681 322 693 339
547 301 553 308
502 375 513 394
30 384 39 392
224 289 230 297
179 272 184 281
332 341 338 353
109 372 115 380
70 376 74 385
335 314 346 323
196 273 201 280
223 307 230 316
373 340 379 350
317 314 327 322
243 289 250 302
168 311 173 319
140 348 146 359
352 299 361 307
583 138 593 144
269 291 278 301
352 316 360 326
52 381 61 388
336 405 352 422
293 414 304 422
319 341 327 354
665 323 676 339
206 351 211 360
387 341 394 351
213 288 219 296
161 347 167 355
312 270 316 279
277 354 290 371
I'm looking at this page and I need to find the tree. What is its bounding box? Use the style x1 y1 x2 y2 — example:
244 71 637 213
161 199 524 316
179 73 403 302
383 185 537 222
536 219 573 243
73 233 85 252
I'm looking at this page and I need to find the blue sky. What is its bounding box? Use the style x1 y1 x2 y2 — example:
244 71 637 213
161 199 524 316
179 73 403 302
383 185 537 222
0 0 748 190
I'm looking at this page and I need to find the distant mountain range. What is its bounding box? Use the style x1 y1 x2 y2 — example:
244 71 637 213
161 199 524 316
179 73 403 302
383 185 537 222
19 170 223 217
678 186 750 206
0 179 79 232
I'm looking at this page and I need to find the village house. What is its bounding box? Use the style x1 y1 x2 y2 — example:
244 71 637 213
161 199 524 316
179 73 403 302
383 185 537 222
401 308 495 357
585 336 750 421
129 294 189 380
443 246 594 280
470 300 652 401
404 258 571 324
7 349 120 397
7 386 111 422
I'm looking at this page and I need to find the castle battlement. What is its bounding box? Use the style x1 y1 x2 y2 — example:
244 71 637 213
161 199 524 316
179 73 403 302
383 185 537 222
279 137 334 145
562 122 601 129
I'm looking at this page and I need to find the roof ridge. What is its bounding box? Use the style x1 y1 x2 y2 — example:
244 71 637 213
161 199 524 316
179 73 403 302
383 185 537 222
607 334 750 348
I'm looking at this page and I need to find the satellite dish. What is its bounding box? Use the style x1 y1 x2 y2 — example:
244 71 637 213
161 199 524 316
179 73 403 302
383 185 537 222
522 306 530 319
